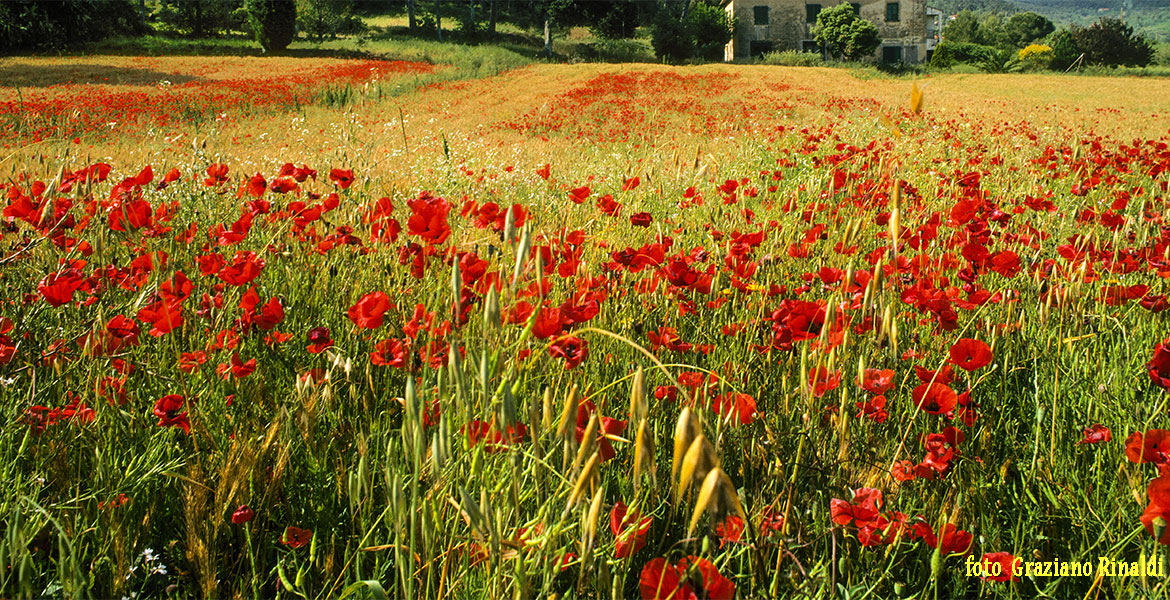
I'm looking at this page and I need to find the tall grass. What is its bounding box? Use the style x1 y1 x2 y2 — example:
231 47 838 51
0 59 1169 600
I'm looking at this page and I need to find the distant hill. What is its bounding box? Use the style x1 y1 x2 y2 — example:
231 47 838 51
928 0 1170 40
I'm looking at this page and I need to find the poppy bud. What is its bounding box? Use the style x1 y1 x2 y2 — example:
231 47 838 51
232 505 254 524
1155 516 1167 542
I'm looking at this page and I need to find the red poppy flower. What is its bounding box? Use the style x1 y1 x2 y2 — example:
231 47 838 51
639 556 734 600
137 299 183 337
576 400 627 461
536 164 551 180
1078 424 1111 445
281 526 313 548
912 382 958 415
758 507 786 539
568 186 591 204
911 521 971 555
232 505 255 525
246 173 266 198
859 369 895 395
610 501 652 558
630 212 653 227
711 392 757 425
809 367 842 398
1126 430 1170 464
347 291 394 329
218 251 265 286
179 351 207 373
406 191 452 246
714 515 745 548
306 326 333 354
153 394 189 434
949 338 992 371
203 163 229 187
549 335 589 369
1142 472 1170 544
371 338 410 368
830 488 882 527
329 168 354 189
464 419 528 452
38 270 86 307
978 552 1020 582
913 364 954 385
227 352 256 379
254 297 285 331
855 395 889 423
1149 337 1170 391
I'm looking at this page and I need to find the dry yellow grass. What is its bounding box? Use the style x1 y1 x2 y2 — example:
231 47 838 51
4 60 1167 187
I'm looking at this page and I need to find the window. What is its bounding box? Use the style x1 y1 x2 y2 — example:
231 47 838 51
753 5 770 25
802 40 821 53
885 2 899 21
750 41 774 56
882 45 903 63
850 2 861 15
806 4 822 23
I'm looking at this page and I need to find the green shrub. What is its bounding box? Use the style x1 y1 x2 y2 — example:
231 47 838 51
929 41 997 68
244 0 296 52
758 50 823 66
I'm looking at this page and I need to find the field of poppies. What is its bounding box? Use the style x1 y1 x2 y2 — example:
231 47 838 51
2 54 1170 599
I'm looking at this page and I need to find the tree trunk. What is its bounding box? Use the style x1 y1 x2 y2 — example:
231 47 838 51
543 16 551 56
488 0 496 36
408 0 417 31
436 0 443 41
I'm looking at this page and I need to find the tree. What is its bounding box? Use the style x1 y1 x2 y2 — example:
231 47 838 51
651 9 693 62
1047 28 1080 71
941 10 981 44
297 0 364 41
0 0 145 49
651 0 733 63
688 1 733 61
813 3 880 61
1004 12 1054 48
1069 18 1154 67
156 0 242 37
244 0 297 52
587 0 641 40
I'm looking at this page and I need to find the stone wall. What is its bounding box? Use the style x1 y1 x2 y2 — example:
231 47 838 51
725 0 929 62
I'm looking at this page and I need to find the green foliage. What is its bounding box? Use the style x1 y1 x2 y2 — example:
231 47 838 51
1047 27 1081 70
296 0 365 42
978 46 1020 71
1004 11 1055 47
650 1 733 63
758 50 823 66
1069 18 1155 67
941 10 983 44
0 0 145 50
651 10 692 63
587 0 642 40
244 0 297 52
688 2 734 61
813 3 880 61
155 0 246 37
929 40 999 67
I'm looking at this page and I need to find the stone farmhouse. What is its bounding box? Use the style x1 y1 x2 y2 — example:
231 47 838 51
722 0 943 63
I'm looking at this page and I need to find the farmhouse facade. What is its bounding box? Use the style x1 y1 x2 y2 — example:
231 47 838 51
722 0 942 63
